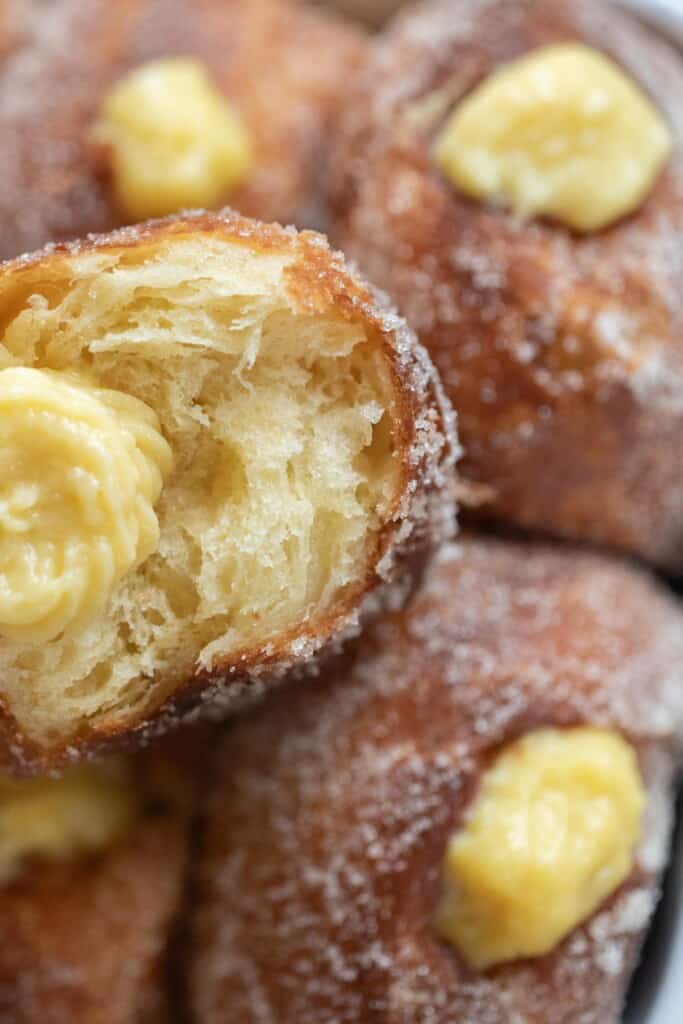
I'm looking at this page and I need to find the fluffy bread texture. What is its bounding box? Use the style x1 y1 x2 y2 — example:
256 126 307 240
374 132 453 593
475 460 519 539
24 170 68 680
0 0 365 259
327 0 683 569
0 210 457 770
190 535 683 1024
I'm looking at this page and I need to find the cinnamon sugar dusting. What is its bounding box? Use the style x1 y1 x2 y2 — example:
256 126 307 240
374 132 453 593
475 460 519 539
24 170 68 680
192 536 683 1022
327 0 683 568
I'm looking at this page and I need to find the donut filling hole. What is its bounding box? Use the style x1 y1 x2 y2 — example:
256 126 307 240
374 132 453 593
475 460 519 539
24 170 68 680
0 236 399 743
0 762 137 884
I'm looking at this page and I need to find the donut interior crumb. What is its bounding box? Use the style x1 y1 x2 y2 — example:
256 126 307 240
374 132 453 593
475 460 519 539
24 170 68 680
0 235 399 743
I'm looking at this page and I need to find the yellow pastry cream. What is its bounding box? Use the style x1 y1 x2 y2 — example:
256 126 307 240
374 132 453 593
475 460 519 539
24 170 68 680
434 727 645 969
95 57 252 221
0 367 172 644
0 761 137 884
433 43 672 232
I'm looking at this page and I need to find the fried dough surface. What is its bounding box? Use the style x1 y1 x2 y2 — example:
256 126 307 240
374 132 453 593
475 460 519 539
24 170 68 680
0 0 365 254
328 0 683 568
191 536 683 1023
0 730 205 1024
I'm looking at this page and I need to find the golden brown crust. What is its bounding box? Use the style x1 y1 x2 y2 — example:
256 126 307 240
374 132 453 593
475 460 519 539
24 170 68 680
190 535 683 1024
0 209 458 772
327 0 683 569
0 0 365 257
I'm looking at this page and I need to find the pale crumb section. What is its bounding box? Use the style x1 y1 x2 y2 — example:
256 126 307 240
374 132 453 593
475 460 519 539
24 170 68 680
0 235 400 744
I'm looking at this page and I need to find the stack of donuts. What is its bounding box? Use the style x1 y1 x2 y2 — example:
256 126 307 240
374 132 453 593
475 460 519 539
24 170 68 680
0 0 681 1021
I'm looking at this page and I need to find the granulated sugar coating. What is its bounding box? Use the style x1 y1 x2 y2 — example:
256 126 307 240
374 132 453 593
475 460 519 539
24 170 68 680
327 0 683 570
0 0 365 256
191 536 683 1024
0 730 208 1024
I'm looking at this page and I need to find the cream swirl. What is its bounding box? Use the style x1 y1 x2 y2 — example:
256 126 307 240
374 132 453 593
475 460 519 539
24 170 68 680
0 367 172 643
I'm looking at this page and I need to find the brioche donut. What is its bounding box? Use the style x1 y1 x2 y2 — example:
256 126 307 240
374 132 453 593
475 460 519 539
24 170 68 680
0 0 364 258
327 0 683 569
0 822 183 1024
0 737 199 1024
190 535 683 1024
0 209 456 771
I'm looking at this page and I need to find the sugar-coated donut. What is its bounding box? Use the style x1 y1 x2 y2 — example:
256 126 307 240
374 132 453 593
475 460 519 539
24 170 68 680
0 0 365 257
0 209 457 771
0 735 201 1024
190 535 683 1024
327 0 683 569
0 823 182 1024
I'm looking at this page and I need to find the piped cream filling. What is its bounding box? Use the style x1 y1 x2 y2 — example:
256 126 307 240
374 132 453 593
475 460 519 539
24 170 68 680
0 367 172 644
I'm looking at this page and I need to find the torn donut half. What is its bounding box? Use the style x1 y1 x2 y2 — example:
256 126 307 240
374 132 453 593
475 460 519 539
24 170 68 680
0 209 457 771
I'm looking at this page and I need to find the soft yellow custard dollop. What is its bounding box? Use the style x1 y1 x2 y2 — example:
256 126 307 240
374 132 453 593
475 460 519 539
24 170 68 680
433 44 672 232
95 57 252 221
434 727 644 969
0 762 137 884
0 367 172 644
